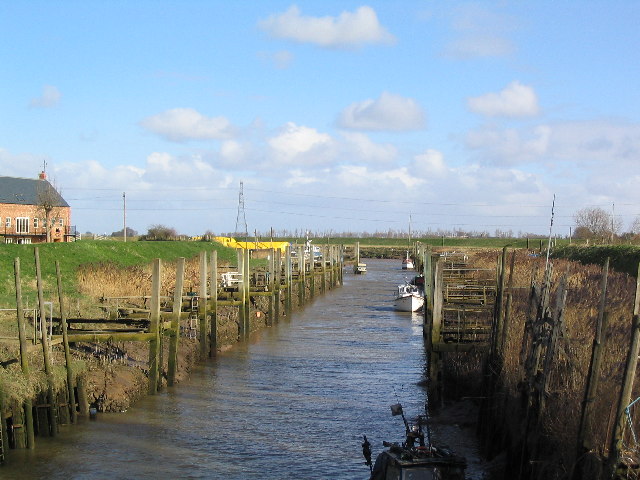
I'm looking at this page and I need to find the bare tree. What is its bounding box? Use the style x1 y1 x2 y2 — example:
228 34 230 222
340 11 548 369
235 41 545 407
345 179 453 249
36 180 64 243
573 207 622 243
630 216 640 236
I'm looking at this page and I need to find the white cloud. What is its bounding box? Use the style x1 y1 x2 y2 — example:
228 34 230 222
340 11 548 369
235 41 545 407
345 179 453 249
466 124 551 164
339 132 396 163
258 5 395 49
337 165 424 189
468 81 540 117
140 108 233 142
443 4 516 59
29 85 61 108
466 119 640 168
268 122 334 165
413 149 448 178
338 92 426 131
284 169 319 188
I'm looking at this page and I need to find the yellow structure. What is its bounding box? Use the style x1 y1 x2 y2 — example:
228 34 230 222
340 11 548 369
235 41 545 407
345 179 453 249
213 236 290 252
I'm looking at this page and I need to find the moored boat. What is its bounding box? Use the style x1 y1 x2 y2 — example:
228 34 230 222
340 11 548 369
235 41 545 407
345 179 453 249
363 403 467 480
394 282 424 312
401 251 414 270
354 262 367 274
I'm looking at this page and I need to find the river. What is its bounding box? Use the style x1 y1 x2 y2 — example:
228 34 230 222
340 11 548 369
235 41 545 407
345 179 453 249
2 258 486 479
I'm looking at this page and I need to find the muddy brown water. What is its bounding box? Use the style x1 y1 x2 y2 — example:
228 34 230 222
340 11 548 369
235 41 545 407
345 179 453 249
2 259 486 479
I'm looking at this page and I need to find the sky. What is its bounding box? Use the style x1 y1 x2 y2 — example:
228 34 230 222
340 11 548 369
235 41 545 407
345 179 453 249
1 1 639 238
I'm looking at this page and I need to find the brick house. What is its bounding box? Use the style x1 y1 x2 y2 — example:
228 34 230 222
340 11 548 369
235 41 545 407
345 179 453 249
0 172 75 244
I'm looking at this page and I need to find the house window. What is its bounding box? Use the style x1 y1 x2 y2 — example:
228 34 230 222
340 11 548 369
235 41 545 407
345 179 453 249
34 218 39 229
59 218 64 227
16 217 29 234
5 217 10 228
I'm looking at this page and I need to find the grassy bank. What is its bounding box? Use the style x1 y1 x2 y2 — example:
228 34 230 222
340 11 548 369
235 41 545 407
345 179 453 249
0 240 237 306
552 244 640 277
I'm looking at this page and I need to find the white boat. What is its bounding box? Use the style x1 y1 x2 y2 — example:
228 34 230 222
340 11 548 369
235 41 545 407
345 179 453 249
354 262 367 274
394 282 424 312
401 251 414 270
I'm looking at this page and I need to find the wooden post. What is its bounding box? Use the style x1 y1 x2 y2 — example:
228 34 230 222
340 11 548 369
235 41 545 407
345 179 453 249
55 261 77 424
34 247 57 437
14 257 35 448
492 247 508 359
148 258 161 394
321 245 327 293
76 375 89 417
267 249 275 325
237 248 246 337
285 246 292 317
605 263 640 478
309 248 315 299
167 257 185 386
274 249 281 322
243 248 250 334
210 251 217 356
298 245 305 307
199 251 209 356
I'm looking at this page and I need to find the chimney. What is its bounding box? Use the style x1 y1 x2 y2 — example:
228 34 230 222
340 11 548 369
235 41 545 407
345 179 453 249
39 171 47 180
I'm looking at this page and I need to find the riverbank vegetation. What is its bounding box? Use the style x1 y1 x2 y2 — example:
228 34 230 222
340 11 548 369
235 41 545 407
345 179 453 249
443 248 639 479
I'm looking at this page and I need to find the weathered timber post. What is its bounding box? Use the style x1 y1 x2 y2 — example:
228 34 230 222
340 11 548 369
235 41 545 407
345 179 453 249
267 249 275 325
604 263 640 479
285 246 292 317
274 249 281 322
309 249 315 299
167 257 185 386
13 257 35 448
55 261 77 424
237 249 246 337
34 247 57 437
210 251 218 356
573 312 609 480
148 258 162 394
575 259 610 472
328 245 335 288
199 251 209 356
321 245 327 293
492 247 508 359
243 248 250 334
423 246 434 338
298 245 305 307
76 375 89 416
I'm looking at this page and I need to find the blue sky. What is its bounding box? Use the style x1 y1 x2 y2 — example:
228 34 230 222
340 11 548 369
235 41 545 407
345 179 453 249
1 1 639 237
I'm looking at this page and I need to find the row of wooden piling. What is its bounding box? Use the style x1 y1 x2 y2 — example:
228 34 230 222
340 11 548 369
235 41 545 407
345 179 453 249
416 244 640 479
0 243 344 464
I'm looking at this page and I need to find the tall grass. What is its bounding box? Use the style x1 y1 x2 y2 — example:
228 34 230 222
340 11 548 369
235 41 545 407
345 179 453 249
0 240 236 307
444 249 639 477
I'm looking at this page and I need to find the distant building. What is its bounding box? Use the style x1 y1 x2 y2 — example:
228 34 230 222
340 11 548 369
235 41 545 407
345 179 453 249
0 172 75 244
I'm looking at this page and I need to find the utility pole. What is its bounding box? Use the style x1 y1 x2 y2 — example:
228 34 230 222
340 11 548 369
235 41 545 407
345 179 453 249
610 202 615 244
235 181 248 241
123 192 127 243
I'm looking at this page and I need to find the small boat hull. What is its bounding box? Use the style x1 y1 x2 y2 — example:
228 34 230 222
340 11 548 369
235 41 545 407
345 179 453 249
394 294 424 312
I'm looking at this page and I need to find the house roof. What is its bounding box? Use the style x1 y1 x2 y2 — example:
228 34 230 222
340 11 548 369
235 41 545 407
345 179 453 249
0 176 69 207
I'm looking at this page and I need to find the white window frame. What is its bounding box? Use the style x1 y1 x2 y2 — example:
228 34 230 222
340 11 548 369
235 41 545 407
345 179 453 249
59 218 64 227
5 217 10 228
16 217 30 234
33 217 39 229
